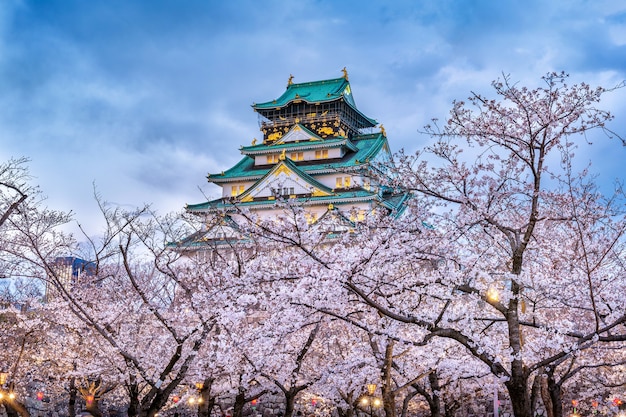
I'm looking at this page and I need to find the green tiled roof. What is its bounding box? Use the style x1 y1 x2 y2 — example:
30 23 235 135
207 133 388 183
252 77 377 127
254 77 350 109
240 137 358 156
186 189 379 212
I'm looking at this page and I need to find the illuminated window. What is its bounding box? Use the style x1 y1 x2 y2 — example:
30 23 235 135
290 152 304 161
363 180 371 190
335 177 351 189
267 154 279 164
231 185 245 196
314 150 329 159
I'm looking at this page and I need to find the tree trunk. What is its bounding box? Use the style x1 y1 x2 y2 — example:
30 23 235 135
284 391 297 417
198 377 215 417
381 341 396 417
400 389 419 417
428 372 443 417
69 377 77 417
540 377 554 417
126 380 140 417
547 374 563 417
232 390 246 417
530 375 542 417
505 373 531 417
505 273 531 417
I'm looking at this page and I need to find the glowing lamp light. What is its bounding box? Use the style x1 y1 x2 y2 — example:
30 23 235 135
360 397 370 406
37 391 44 401
86 394 95 405
373 398 382 407
592 400 599 408
189 397 197 405
251 399 258 406
172 395 180 404
572 400 579 407
486 286 500 302
0 392 4 400
311 398 317 406
366 384 377 395
195 382 204 391
614 398 623 407
9 392 16 400
0 372 8 386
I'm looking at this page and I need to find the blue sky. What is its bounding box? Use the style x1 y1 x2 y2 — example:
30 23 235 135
1 0 625 232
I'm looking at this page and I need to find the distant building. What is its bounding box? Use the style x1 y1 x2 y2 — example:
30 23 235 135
45 257 96 301
176 69 409 250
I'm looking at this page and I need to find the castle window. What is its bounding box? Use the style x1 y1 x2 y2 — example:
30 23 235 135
335 177 351 189
314 149 329 159
231 185 245 196
267 154 280 164
290 152 304 161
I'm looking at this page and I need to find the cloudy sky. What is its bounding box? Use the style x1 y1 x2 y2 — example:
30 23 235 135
1 0 625 233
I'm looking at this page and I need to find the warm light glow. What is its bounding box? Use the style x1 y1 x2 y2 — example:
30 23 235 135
360 397 370 406
366 384 377 395
486 286 500 302
9 392 16 400
172 395 180 404
189 397 197 405
197 397 204 404
0 372 8 386
86 394 95 405
0 392 4 399
37 391 44 401
572 400 579 407
373 398 382 407
195 382 204 391
591 400 599 408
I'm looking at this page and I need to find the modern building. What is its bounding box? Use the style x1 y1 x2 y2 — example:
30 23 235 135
177 69 409 250
45 257 96 301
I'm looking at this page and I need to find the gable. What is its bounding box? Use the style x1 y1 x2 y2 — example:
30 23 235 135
239 159 333 202
275 124 322 144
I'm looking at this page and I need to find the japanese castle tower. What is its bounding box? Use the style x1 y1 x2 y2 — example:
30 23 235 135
182 69 409 248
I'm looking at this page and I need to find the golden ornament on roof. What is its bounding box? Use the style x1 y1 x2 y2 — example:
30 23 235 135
342 67 349 80
287 74 294 86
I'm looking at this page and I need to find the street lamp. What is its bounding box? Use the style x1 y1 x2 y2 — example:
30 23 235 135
361 384 382 417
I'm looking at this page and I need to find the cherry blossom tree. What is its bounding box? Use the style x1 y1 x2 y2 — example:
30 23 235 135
330 72 626 417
